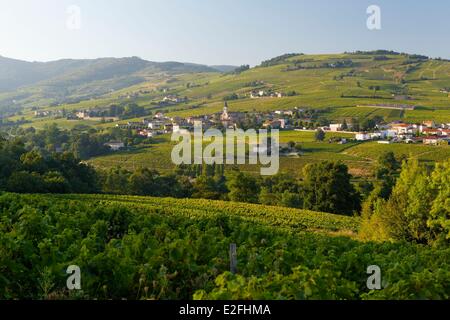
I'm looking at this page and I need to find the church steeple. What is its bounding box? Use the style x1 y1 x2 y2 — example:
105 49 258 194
221 101 229 121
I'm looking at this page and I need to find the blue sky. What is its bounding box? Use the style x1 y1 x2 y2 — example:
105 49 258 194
0 0 449 65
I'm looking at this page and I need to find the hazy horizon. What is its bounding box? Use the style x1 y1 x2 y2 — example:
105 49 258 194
1 48 446 67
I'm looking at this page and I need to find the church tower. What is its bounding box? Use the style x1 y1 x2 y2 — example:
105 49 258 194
221 102 229 121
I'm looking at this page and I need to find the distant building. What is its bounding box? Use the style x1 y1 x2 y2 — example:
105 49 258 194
421 128 440 135
391 123 412 135
220 102 244 127
173 124 192 134
329 124 343 132
154 112 165 119
76 111 88 119
105 142 125 151
163 123 173 133
137 130 154 138
370 132 387 139
148 120 164 130
275 110 294 116
423 136 448 145
422 120 436 128
355 133 371 141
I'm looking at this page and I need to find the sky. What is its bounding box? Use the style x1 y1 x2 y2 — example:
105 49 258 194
0 0 449 66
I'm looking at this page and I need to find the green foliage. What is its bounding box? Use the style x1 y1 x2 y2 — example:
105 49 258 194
314 129 325 142
260 53 301 67
231 65 250 74
227 172 260 203
0 193 447 300
361 159 450 246
302 161 360 215
0 138 98 194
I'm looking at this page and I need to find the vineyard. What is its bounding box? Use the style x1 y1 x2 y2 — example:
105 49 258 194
0 193 448 300
344 142 450 162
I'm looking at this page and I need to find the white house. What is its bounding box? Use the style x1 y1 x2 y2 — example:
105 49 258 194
154 112 165 119
76 111 88 119
386 129 398 138
173 124 190 135
370 131 388 139
148 121 164 130
391 123 412 135
105 142 125 151
423 136 448 145
355 133 371 141
330 124 343 132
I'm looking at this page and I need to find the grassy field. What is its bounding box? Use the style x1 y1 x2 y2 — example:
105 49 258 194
89 131 450 177
344 141 450 163
55 193 360 234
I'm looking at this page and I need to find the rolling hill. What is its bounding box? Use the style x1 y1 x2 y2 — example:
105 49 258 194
2 51 450 124
0 56 221 112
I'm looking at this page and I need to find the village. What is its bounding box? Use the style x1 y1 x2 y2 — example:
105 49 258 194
99 102 450 151
33 98 450 152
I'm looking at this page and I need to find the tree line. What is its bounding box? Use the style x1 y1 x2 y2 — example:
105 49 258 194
0 124 448 245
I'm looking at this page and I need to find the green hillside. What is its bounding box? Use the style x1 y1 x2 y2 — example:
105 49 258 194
163 52 450 121
7 51 450 127
0 56 221 113
88 132 450 177
1 192 448 300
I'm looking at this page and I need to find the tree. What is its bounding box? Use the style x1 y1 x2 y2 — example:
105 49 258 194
287 141 296 150
128 168 159 196
351 119 360 132
341 119 348 131
360 159 450 245
377 152 400 175
42 171 70 193
192 175 224 200
227 172 260 203
315 129 325 142
280 191 302 208
102 168 131 194
302 161 360 215
6 171 45 193
428 160 450 244
374 151 400 199
359 118 376 131
232 65 250 74
258 173 301 207
369 85 381 97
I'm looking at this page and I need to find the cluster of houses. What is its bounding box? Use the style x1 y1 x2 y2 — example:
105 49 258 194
112 103 295 143
34 110 64 118
113 102 450 148
75 110 119 122
250 90 285 99
353 120 450 145
94 101 450 152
